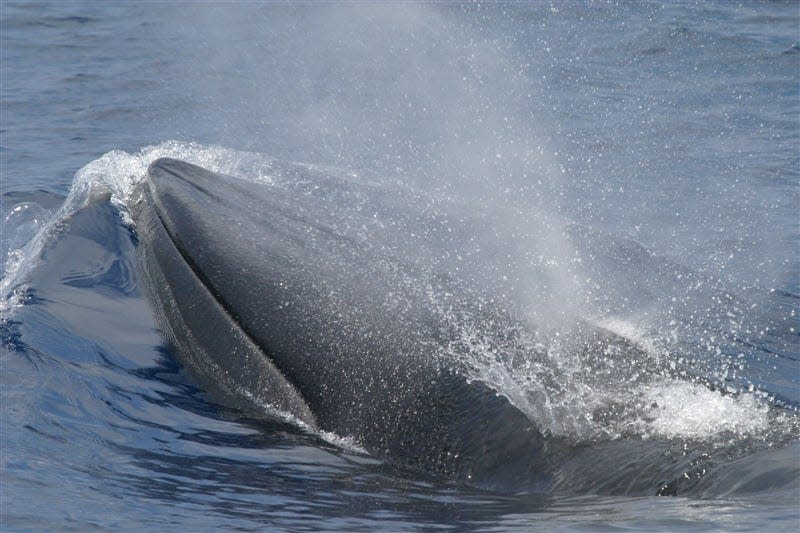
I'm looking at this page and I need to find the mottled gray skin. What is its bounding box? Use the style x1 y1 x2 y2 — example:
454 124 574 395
131 158 550 490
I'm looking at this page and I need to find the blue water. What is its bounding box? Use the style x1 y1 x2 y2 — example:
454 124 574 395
2 1 798 531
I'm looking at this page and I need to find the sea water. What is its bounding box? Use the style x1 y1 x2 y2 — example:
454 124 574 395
2 2 798 531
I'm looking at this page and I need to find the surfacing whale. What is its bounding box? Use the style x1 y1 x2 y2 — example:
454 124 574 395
129 158 797 496
131 158 554 490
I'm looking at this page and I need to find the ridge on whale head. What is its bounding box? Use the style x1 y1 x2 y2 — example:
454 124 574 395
131 157 553 491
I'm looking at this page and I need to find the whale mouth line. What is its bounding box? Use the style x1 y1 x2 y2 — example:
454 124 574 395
134 161 320 430
146 166 242 328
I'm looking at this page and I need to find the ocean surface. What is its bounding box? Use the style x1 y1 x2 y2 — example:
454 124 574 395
1 1 798 531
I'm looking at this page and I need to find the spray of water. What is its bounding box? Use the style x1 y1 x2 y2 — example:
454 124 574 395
2 3 794 447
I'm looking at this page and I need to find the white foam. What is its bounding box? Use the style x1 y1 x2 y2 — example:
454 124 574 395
317 430 369 455
238 388 368 454
634 380 771 440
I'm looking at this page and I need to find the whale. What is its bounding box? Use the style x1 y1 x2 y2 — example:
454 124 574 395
130 158 556 490
129 158 790 496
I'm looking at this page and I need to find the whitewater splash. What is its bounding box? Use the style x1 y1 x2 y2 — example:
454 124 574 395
437 302 778 443
1 141 793 453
